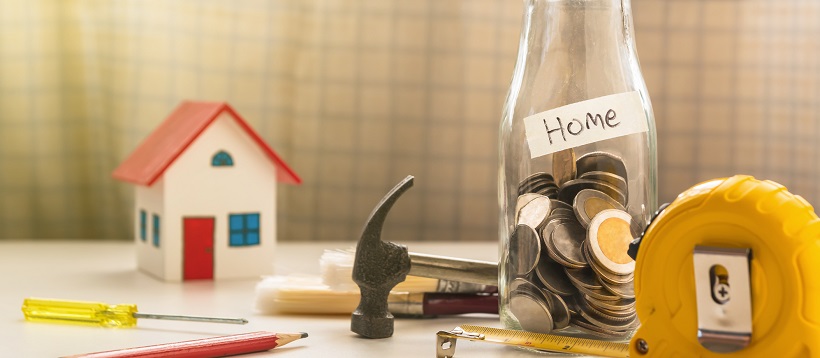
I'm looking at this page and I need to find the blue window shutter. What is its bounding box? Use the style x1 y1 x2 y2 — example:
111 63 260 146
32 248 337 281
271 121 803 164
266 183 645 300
152 214 160 247
140 210 146 241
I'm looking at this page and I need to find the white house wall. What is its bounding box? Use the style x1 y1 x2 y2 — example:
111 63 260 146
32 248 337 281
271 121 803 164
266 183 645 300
163 113 277 281
134 177 165 280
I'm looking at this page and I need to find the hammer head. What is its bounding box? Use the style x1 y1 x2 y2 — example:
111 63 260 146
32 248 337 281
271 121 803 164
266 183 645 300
351 176 414 339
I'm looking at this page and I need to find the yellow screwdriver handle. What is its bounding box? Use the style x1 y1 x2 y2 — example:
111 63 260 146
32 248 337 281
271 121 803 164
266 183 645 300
22 298 138 327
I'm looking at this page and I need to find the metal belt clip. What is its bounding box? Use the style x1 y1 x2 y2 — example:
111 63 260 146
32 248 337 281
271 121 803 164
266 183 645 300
692 246 752 353
436 327 485 358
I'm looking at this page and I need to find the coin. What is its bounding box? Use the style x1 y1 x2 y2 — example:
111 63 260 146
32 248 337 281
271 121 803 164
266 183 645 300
509 277 532 292
544 233 581 269
577 298 636 331
557 179 627 207
579 171 628 196
587 209 635 275
552 148 577 187
576 151 628 186
515 193 552 225
564 267 602 290
543 291 571 329
517 172 555 195
584 294 636 312
599 279 636 299
509 224 541 275
511 290 554 333
550 199 574 212
583 242 633 285
526 179 558 196
573 189 626 228
535 255 577 296
548 222 587 267
571 316 627 338
517 196 552 229
536 186 559 198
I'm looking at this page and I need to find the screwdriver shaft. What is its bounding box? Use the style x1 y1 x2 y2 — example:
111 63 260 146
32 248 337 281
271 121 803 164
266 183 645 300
132 313 248 325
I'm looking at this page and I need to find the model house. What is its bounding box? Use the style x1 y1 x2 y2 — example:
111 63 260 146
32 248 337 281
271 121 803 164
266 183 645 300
112 101 301 281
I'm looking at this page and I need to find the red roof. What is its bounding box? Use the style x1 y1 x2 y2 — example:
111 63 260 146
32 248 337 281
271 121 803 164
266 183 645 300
112 101 301 186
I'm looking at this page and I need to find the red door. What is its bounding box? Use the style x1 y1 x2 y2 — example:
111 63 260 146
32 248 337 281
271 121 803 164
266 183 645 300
183 217 214 280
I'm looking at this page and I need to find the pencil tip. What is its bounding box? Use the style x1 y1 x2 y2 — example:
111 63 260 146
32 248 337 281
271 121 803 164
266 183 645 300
300 332 309 338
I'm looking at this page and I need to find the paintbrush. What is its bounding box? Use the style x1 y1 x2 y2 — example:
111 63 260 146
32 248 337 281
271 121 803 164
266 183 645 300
254 275 498 316
320 249 496 293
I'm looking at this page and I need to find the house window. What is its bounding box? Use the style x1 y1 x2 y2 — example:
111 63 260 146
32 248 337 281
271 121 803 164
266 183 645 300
139 210 146 242
229 213 260 246
152 214 160 247
212 150 233 167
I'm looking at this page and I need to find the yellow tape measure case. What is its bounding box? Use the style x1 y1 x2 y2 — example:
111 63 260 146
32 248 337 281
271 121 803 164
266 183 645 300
630 175 820 357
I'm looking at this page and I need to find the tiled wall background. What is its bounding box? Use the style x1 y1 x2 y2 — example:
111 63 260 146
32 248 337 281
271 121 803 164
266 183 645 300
1 0 818 241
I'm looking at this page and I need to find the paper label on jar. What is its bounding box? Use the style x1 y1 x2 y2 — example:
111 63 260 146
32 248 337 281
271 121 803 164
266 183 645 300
523 91 649 159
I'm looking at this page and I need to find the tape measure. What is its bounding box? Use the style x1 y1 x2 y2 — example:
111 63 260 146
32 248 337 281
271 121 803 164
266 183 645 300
439 175 820 357
436 324 629 357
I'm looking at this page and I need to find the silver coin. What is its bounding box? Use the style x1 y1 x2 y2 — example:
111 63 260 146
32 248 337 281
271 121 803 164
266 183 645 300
564 267 602 290
557 179 627 207
509 224 541 275
516 193 542 214
543 291 571 330
577 298 636 331
526 179 558 195
599 279 636 299
573 189 626 229
577 295 636 322
552 148 577 187
571 317 627 338
510 277 532 292
541 217 572 242
517 172 555 195
585 301 635 318
550 200 574 212
536 186 559 198
584 294 636 313
517 196 552 229
576 151 628 186
544 232 582 269
535 255 577 296
549 222 587 267
551 207 576 218
587 209 635 275
579 171 628 196
515 193 546 225
579 284 622 302
511 290 554 333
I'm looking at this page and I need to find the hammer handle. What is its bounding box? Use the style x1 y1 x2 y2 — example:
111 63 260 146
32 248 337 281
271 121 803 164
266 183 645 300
408 253 498 286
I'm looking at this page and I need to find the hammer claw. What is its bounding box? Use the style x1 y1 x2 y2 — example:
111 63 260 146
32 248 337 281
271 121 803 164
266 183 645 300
351 176 415 339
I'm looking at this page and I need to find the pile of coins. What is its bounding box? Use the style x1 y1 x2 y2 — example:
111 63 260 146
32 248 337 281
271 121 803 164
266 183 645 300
507 150 640 338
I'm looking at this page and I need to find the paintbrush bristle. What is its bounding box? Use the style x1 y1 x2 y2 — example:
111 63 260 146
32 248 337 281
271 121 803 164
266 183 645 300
319 248 440 293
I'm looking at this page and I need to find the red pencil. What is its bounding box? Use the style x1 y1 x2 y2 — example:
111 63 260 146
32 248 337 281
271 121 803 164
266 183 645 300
62 331 308 358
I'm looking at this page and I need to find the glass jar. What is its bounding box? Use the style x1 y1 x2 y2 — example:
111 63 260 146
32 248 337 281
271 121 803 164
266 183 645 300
498 0 657 340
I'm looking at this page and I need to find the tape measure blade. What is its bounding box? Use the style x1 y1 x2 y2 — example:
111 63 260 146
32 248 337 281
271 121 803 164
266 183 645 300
458 325 629 358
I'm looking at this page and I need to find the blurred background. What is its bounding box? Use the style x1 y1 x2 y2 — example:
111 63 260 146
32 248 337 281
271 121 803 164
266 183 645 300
1 0 818 241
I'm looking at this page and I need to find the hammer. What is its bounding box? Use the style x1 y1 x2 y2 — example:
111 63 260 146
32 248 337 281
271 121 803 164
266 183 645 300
351 175 498 339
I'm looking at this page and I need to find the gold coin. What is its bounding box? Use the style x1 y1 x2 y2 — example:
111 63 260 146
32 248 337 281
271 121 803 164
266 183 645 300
584 197 613 220
598 218 633 265
587 209 635 275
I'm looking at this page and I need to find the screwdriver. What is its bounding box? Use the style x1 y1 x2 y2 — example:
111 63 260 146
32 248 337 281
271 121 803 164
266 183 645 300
22 298 248 328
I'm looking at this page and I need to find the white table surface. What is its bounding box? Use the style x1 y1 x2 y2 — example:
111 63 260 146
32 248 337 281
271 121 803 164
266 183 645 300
0 240 553 357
